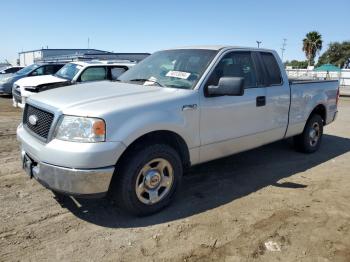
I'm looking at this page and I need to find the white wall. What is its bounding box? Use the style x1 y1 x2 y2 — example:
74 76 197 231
286 69 350 86
19 51 43 66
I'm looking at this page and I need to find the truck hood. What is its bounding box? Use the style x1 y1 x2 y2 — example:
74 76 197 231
15 75 68 87
28 81 185 116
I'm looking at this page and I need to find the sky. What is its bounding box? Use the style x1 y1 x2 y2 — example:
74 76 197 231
1 0 349 64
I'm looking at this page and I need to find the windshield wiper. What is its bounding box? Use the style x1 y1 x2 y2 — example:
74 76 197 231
128 78 164 87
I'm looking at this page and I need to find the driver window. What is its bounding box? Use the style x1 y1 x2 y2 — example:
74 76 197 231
206 52 257 89
32 66 45 76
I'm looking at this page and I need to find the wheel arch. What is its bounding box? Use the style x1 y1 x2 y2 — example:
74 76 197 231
116 130 191 170
308 104 327 125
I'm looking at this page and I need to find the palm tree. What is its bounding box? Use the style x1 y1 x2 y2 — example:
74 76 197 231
302 31 323 66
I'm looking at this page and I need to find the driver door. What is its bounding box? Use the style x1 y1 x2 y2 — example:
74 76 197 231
199 51 270 163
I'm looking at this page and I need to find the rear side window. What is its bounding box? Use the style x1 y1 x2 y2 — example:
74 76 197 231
260 52 282 85
80 67 107 82
32 66 45 76
55 64 64 72
110 67 127 80
44 65 58 75
6 68 19 73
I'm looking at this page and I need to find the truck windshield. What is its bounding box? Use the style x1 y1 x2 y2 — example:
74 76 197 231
16 64 40 75
118 49 218 89
55 63 81 80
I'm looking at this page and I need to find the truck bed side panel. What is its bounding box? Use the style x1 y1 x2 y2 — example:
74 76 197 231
285 80 338 138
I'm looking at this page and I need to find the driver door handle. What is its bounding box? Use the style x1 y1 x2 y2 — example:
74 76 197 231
182 104 198 111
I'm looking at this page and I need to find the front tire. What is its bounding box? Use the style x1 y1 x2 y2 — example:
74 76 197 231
294 114 323 153
111 144 183 216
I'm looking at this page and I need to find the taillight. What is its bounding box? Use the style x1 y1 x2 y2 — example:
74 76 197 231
336 87 340 106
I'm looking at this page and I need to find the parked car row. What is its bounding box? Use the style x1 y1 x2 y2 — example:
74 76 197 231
0 66 23 79
12 60 135 108
0 63 64 95
0 59 136 107
17 45 339 216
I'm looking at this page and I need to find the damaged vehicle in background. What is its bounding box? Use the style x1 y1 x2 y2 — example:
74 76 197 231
0 63 64 95
12 61 135 108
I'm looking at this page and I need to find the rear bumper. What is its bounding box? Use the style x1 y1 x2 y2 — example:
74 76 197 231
21 150 114 198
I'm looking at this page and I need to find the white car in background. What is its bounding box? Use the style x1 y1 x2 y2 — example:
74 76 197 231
12 61 135 108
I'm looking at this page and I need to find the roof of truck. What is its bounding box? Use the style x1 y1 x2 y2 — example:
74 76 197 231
166 45 274 52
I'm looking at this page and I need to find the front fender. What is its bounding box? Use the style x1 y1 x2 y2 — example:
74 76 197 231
106 103 200 151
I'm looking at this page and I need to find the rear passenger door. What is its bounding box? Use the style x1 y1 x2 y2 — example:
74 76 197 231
109 66 127 80
258 52 290 138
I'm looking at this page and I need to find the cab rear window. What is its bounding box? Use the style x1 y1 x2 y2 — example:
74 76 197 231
260 52 282 85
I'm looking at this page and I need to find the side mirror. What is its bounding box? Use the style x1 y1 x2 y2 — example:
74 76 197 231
30 71 38 76
207 77 244 96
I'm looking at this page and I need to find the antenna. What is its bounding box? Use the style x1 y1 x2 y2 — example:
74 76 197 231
281 38 287 62
256 41 262 48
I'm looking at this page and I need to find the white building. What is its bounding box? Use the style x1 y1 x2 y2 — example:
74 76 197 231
18 49 108 66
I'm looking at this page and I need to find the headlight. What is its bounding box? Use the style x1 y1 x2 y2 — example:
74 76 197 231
0 77 10 84
54 115 106 142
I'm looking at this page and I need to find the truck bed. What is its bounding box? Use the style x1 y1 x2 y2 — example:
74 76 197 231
289 78 338 85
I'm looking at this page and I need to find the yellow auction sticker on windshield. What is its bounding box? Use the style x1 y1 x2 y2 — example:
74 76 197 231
166 70 191 79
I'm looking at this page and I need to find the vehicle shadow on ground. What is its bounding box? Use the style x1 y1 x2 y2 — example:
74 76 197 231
54 134 350 228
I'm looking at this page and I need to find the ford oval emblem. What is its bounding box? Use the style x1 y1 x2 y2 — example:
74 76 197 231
28 115 38 126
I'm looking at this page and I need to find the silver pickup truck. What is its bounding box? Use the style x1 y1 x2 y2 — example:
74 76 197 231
17 46 339 215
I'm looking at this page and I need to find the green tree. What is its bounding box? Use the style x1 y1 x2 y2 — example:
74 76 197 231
302 31 323 66
317 41 350 68
285 60 308 69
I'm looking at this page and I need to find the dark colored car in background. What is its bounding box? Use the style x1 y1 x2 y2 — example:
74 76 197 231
0 66 24 75
0 63 64 95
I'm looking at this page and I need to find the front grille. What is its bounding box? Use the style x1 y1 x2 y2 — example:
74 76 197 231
23 104 54 140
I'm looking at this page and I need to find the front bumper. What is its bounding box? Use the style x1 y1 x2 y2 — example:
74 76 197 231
17 124 126 197
21 150 114 197
13 97 25 109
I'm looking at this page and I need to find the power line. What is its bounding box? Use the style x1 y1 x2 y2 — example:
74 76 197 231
281 38 287 62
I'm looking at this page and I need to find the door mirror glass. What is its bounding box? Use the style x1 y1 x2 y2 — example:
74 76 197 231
207 77 244 96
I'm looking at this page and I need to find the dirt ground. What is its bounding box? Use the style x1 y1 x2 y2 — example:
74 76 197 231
0 96 349 262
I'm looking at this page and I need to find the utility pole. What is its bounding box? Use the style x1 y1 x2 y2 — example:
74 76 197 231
281 38 287 62
256 41 262 48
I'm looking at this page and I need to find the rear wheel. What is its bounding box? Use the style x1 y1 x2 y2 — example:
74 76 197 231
111 144 182 216
294 114 323 153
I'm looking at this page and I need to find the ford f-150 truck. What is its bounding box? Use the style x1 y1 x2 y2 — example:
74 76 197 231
17 46 339 216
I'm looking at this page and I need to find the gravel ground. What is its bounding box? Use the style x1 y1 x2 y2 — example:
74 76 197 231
0 96 349 262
